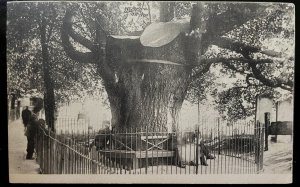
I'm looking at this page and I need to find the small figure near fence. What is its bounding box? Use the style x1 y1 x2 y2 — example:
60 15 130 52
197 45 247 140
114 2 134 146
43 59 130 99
22 106 31 129
193 133 215 166
25 106 42 160
171 135 188 168
175 130 216 167
193 131 216 159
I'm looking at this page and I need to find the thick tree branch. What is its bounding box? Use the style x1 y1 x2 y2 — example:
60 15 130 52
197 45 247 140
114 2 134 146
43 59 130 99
61 8 117 95
249 62 293 91
219 56 293 92
199 57 271 66
212 37 259 55
211 37 282 58
62 10 96 52
64 8 118 88
190 61 212 81
190 56 288 91
95 27 116 88
61 9 95 64
222 61 250 75
205 32 293 92
190 57 267 81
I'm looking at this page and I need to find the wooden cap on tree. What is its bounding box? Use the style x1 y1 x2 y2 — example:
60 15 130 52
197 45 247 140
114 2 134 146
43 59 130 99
140 19 190 47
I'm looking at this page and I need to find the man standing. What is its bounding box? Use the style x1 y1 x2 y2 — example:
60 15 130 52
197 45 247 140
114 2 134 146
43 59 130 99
192 130 216 166
21 106 31 128
25 106 41 159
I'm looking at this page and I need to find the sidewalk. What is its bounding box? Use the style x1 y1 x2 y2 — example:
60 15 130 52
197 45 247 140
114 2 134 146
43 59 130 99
262 139 293 174
8 119 40 174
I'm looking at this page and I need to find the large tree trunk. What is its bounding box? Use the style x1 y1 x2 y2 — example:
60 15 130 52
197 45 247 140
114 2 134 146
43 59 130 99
61 2 207 132
40 15 56 131
106 2 201 132
105 34 193 132
108 63 192 132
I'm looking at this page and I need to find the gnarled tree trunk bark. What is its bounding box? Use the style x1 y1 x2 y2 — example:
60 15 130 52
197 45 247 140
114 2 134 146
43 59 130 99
106 35 192 131
104 2 199 132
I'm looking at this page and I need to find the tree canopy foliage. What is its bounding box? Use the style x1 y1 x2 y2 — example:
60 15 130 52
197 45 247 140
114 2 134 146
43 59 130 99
7 2 105 105
7 2 294 126
180 2 294 121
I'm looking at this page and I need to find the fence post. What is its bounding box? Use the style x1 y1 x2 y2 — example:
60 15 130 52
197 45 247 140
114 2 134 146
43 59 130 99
195 126 199 174
259 125 265 171
43 127 47 174
145 125 148 174
50 131 53 174
255 121 264 173
254 121 259 166
91 145 97 174
46 128 49 174
35 127 39 172
40 127 43 173
35 127 39 168
264 112 270 151
273 101 278 142
53 133 57 174
218 118 221 155
67 138 71 174
60 135 64 174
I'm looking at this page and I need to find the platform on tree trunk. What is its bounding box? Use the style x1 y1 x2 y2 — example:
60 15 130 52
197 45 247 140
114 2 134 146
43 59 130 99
100 150 174 158
99 149 175 170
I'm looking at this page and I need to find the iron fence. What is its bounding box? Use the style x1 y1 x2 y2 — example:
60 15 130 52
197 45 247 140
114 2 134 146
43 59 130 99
35 119 265 174
35 125 112 174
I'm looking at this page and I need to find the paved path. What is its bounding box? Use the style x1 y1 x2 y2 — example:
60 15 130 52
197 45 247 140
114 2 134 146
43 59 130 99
8 119 40 174
262 140 293 174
